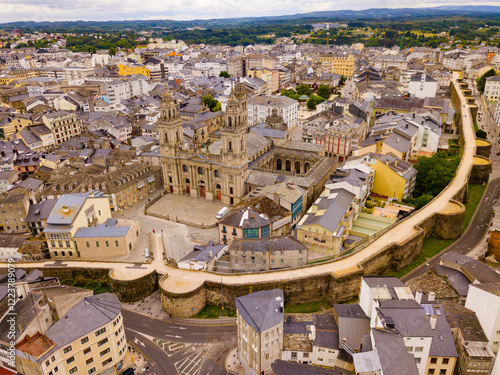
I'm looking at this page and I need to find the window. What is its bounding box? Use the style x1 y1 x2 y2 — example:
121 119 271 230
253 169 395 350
86 241 90 248
406 347 413 352
45 360 50 367
100 348 110 357
415 347 423 352
66 357 75 364
88 368 96 374
63 346 72 354
415 358 421 364
115 241 119 247
96 241 99 248
442 358 449 365
439 370 446 375
51 356 55 362
105 241 109 247
83 347 91 355
95 327 106 337
303 353 309 358
102 358 112 366
81 337 89 345
428 370 435 375
69 367 77 374
85 357 94 365
98 338 108 347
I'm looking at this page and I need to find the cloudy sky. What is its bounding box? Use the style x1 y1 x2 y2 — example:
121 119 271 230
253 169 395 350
0 0 496 23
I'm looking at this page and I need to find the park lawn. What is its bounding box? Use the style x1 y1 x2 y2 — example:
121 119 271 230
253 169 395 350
284 300 333 314
463 184 487 229
192 305 236 319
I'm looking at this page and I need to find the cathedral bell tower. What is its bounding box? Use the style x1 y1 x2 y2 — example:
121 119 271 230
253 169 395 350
220 83 248 166
156 88 183 157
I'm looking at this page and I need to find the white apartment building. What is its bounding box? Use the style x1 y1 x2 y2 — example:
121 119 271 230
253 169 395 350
247 96 298 129
484 76 500 102
408 73 438 99
105 80 131 109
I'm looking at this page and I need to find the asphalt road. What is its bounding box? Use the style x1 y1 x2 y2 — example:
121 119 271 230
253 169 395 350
401 177 500 282
122 310 237 375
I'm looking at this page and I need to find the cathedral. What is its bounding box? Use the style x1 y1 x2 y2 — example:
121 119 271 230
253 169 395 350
156 83 338 207
156 84 249 205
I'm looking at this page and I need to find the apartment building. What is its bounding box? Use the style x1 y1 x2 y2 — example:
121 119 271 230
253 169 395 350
319 52 355 77
15 293 127 375
44 191 111 259
26 199 58 235
296 187 357 257
247 68 280 95
219 207 271 244
105 80 131 109
247 96 298 129
236 289 284 375
484 76 500 102
0 187 31 233
408 73 438 99
118 63 150 78
229 235 308 271
42 111 81 146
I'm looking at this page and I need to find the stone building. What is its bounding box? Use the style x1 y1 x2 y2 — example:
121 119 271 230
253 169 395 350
157 85 250 206
236 289 284 375
0 187 30 233
229 235 308 271
157 84 336 207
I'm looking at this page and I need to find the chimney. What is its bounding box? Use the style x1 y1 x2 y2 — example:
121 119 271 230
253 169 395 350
430 315 437 330
415 291 423 304
311 204 318 214
62 206 69 214
428 292 435 302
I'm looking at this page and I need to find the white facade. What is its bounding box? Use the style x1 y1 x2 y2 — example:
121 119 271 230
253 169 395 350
465 284 500 355
247 96 298 129
408 74 438 99
484 77 500 102
106 80 131 109
128 77 150 97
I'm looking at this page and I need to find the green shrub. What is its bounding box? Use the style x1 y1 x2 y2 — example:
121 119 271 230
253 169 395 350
85 281 102 291
61 279 77 286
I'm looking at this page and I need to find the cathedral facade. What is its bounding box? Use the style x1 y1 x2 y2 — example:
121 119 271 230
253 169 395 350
156 85 249 206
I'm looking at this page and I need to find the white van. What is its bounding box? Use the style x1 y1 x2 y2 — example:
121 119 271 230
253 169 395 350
216 207 228 219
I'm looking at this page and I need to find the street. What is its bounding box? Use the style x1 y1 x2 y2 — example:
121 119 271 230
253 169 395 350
122 309 237 375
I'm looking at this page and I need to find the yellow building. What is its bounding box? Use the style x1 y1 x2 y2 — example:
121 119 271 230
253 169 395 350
319 52 355 77
0 116 33 139
425 355 457 375
44 191 113 259
296 188 357 257
371 154 417 201
118 63 150 78
15 293 127 375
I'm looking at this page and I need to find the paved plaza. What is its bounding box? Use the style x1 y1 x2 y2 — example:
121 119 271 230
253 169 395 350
147 194 226 228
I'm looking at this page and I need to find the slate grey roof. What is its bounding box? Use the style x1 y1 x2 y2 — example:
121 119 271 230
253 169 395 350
179 241 226 264
384 132 412 153
26 199 58 223
334 304 368 319
441 299 488 342
236 289 284 333
41 293 121 361
423 304 458 358
18 177 43 192
461 260 500 283
372 329 419 375
440 252 474 266
299 188 355 234
219 207 270 229
378 306 433 337
271 360 351 375
73 224 130 238
0 292 46 342
45 192 106 225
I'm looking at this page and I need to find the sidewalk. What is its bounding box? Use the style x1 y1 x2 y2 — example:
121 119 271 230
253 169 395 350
226 347 244 374
120 347 146 373
122 290 170 320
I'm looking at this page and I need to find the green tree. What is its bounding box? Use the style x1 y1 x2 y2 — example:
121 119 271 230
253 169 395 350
306 95 325 110
476 129 487 139
219 71 230 78
202 94 221 112
316 84 332 100
109 46 117 56
476 68 497 93
296 84 312 96
413 151 460 197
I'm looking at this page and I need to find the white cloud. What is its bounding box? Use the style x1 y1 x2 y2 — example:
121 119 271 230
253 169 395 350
0 0 498 23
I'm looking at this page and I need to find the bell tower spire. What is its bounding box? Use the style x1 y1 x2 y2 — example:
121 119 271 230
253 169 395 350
156 87 183 157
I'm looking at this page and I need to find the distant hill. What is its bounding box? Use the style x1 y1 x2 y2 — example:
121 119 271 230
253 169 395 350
1 5 500 29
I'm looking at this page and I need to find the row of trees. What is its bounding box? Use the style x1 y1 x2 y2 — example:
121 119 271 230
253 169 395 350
280 84 332 110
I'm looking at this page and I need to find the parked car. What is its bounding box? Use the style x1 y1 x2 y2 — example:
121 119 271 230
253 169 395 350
121 368 135 375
